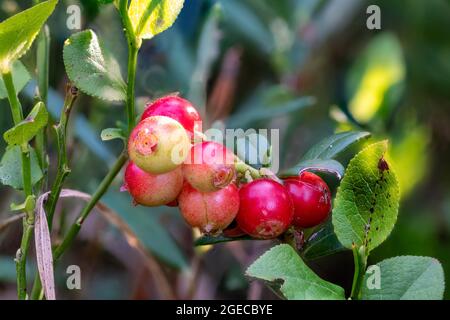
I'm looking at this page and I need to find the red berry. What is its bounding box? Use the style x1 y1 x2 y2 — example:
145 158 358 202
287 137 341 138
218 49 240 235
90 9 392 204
123 162 183 207
284 172 332 228
178 183 240 235
141 96 202 139
182 141 236 192
128 115 190 174
236 179 294 239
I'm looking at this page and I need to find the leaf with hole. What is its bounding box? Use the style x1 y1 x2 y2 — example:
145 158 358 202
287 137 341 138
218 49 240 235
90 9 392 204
332 141 400 253
361 256 445 300
246 244 345 300
3 102 48 146
0 61 31 99
128 0 185 40
63 30 126 101
0 146 43 190
0 0 58 73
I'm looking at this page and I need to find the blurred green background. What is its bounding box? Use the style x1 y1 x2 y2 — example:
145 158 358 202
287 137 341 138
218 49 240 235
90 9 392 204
1 0 450 299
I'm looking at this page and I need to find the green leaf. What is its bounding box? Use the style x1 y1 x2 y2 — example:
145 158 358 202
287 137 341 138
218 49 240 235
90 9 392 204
0 61 31 99
10 195 36 213
63 30 126 101
302 221 346 260
195 234 253 247
128 0 185 40
280 159 345 180
302 131 371 161
101 128 126 142
332 141 400 253
0 0 58 73
246 244 345 300
0 146 43 190
361 256 445 300
3 102 48 145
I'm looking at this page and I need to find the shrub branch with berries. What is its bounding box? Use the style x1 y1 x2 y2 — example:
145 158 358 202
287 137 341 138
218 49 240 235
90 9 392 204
0 0 445 300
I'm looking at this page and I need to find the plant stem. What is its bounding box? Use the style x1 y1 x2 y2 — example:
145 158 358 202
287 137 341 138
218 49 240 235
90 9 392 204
53 153 127 260
126 44 138 133
2 72 23 124
350 245 367 300
119 0 140 133
35 25 51 172
45 85 78 229
15 218 34 299
2 70 34 300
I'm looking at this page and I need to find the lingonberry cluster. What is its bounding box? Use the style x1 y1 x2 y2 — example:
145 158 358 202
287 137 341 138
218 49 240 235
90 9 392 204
123 95 332 239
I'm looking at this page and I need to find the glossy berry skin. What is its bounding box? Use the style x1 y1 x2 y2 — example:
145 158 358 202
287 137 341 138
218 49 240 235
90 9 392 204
141 96 202 140
236 179 294 239
123 162 183 207
182 141 236 193
128 115 190 174
178 183 240 235
284 172 332 228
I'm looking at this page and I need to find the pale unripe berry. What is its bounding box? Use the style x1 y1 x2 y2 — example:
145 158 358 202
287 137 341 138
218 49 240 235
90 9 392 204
128 116 191 174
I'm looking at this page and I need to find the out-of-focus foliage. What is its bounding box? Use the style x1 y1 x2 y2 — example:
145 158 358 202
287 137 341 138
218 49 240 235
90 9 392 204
1 0 450 299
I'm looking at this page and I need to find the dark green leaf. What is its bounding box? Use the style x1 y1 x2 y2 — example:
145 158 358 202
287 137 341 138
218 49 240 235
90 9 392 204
0 146 43 190
195 234 253 246
302 221 346 260
63 30 126 101
3 102 48 146
280 159 345 180
246 244 345 300
302 131 371 161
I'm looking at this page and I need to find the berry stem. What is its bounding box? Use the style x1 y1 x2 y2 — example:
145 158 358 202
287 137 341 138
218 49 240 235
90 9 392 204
235 159 283 183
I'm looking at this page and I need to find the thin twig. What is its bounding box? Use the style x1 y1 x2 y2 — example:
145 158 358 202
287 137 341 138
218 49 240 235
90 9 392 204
0 214 25 232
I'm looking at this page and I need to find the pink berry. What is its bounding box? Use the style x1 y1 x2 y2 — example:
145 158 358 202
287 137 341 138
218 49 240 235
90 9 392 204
178 183 240 234
123 162 183 207
182 141 236 192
